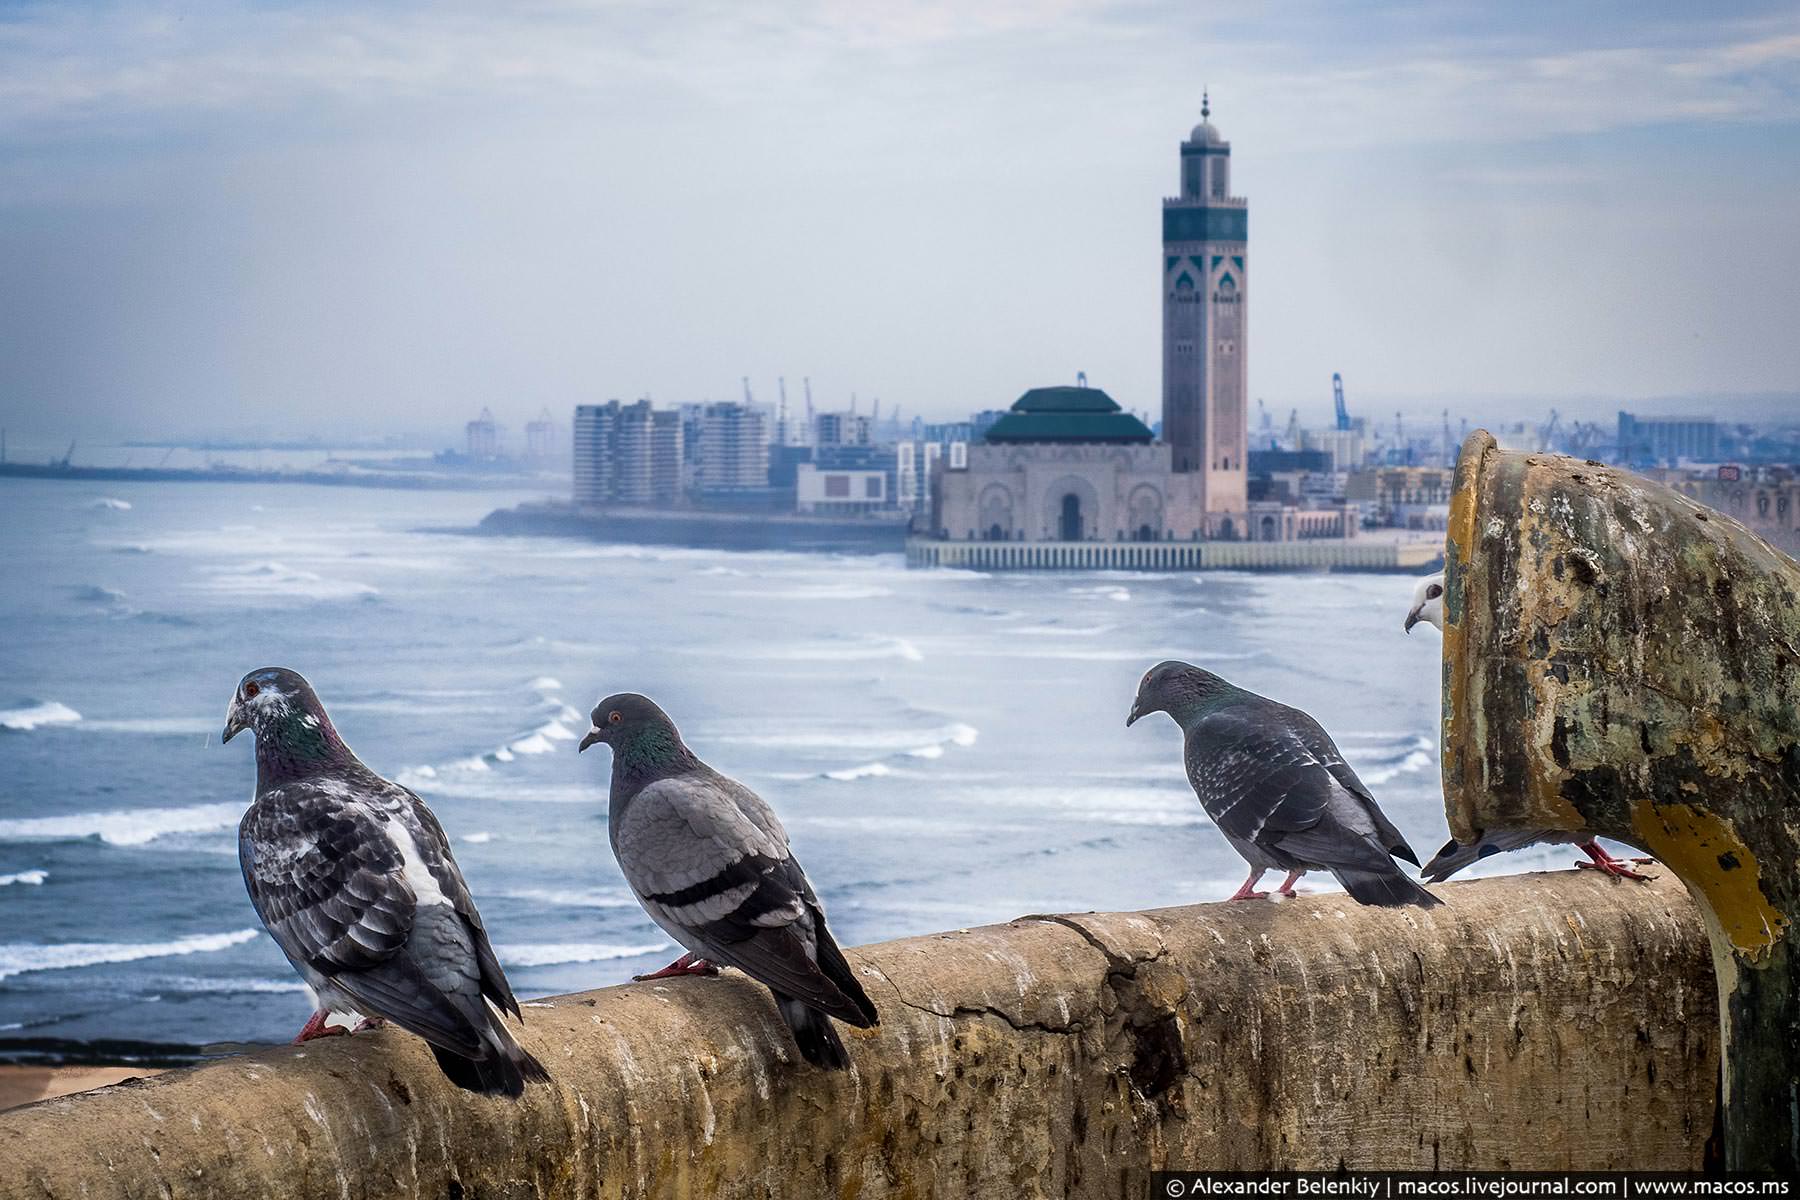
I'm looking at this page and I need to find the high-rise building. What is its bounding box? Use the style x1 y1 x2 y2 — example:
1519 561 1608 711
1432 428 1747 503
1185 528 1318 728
1617 412 1719 465
571 399 684 508
1162 94 1248 524
694 402 772 491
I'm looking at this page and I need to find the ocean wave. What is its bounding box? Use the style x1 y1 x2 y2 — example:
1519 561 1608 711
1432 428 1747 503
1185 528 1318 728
1007 623 1118 637
197 561 379 603
72 584 129 606
158 974 309 995
0 701 82 732
823 762 892 782
709 721 978 754
727 584 895 601
700 635 924 664
496 886 638 909
0 802 240 846
87 497 132 511
79 716 217 736
0 870 47 886
526 677 564 693
0 929 260 981
461 831 494 844
497 941 669 968
1357 749 1434 785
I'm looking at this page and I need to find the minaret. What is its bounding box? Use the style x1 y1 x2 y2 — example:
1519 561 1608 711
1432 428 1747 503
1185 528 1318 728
1162 93 1248 527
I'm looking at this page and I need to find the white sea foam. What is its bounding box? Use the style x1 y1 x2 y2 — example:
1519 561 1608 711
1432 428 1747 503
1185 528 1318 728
498 941 670 968
199 561 378 602
0 870 47 886
87 497 132 511
160 975 309 995
461 831 494 844
728 584 895 601
0 701 82 731
0 929 260 981
711 721 978 753
0 802 241 846
907 744 945 759
526 677 564 692
80 716 217 736
824 762 892 782
497 886 638 909
709 636 924 664
1357 749 1434 785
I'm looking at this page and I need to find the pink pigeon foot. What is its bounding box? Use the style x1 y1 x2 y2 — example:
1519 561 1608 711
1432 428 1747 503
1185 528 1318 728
293 1009 347 1044
352 1016 387 1032
1274 870 1306 897
1573 841 1656 881
634 952 720 981
1227 869 1270 901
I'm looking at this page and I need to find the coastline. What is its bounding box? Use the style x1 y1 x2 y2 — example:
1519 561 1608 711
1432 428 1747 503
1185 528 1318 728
0 1065 166 1113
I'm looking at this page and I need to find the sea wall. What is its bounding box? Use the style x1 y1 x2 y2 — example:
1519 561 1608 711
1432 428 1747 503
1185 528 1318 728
0 872 1716 1199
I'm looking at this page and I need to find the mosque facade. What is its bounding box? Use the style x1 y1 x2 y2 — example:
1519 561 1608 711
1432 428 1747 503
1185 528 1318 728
920 102 1357 561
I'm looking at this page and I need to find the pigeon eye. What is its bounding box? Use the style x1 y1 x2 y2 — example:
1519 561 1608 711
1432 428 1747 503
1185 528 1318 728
1427 584 1443 599
608 711 622 724
243 681 260 699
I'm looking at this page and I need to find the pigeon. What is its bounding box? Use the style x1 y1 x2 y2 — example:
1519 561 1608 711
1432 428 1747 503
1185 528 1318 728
1403 573 1445 633
224 667 548 1097
578 693 878 1070
1402 576 1655 882
1128 660 1441 907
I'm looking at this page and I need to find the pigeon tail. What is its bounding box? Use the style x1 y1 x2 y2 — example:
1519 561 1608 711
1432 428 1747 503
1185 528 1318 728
428 1019 549 1098
810 922 879 1029
1332 865 1443 908
1419 828 1551 883
777 994 851 1070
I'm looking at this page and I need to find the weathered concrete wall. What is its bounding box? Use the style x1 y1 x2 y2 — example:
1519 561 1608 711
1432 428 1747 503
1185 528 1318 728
0 873 1715 1199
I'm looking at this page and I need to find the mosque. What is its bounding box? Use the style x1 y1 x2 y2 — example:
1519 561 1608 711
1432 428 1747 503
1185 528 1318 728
915 100 1359 569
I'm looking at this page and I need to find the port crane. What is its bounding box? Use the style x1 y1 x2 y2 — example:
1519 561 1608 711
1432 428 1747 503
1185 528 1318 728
1332 373 1351 431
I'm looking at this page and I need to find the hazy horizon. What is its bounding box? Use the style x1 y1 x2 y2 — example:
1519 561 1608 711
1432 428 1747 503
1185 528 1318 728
2 1 1796 443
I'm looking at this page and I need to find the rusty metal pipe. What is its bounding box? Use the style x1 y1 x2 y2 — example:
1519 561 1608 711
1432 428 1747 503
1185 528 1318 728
1441 430 1800 1171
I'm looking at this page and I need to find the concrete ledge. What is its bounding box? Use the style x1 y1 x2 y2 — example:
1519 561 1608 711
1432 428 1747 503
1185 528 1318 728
0 872 1716 1198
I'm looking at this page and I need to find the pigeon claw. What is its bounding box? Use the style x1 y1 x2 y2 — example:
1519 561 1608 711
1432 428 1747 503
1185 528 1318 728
1574 842 1657 882
293 1009 348 1044
633 953 720 982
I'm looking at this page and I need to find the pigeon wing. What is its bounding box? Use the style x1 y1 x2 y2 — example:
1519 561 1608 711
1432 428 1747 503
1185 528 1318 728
240 784 414 978
239 783 487 1055
389 782 522 1020
1184 706 1334 846
1278 705 1423 866
615 774 866 1025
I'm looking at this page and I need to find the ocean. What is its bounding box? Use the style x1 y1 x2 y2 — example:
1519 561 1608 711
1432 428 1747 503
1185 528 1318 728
0 476 1550 1055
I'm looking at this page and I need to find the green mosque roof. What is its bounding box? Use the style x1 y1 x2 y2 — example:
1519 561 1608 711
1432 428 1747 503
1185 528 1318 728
982 386 1155 444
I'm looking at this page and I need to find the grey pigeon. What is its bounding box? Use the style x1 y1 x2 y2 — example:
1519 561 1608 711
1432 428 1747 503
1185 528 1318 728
224 667 547 1097
1128 660 1442 907
1402 579 1654 882
578 693 878 1069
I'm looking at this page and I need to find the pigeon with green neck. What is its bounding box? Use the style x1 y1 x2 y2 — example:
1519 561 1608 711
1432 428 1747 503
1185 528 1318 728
579 692 879 1070
224 666 547 1097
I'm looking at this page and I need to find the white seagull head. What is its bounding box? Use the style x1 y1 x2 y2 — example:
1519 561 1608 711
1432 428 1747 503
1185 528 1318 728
1404 574 1445 634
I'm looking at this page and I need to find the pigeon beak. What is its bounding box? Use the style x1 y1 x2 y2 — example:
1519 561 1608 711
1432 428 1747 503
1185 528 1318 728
578 727 602 753
1404 607 1421 634
1125 700 1142 727
221 708 246 743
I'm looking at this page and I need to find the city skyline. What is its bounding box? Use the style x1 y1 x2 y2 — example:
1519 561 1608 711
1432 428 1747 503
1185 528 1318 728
1 1 1797 442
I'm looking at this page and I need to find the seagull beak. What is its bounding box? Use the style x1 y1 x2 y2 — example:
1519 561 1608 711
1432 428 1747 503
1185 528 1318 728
578 727 602 753
1404 607 1421 634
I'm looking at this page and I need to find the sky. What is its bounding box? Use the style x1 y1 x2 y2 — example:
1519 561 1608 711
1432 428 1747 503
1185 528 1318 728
1 0 1797 443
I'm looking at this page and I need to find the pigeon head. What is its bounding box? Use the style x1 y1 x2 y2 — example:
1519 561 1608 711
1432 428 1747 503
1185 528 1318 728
1404 574 1445 634
222 668 347 775
1127 660 1237 729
